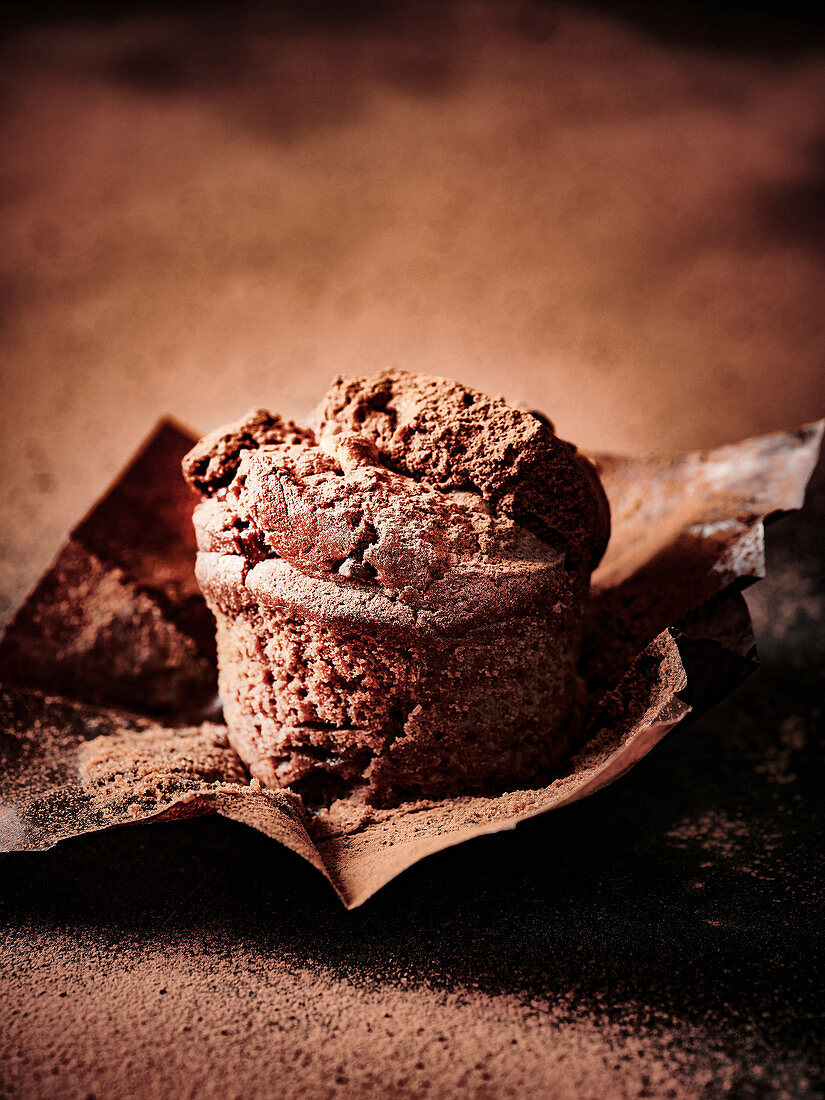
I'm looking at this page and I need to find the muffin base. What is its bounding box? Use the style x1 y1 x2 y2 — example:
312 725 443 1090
200 558 585 806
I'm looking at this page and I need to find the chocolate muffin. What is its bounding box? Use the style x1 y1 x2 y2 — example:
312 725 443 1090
182 371 610 805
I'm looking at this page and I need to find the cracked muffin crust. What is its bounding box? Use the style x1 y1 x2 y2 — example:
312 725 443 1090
182 371 610 805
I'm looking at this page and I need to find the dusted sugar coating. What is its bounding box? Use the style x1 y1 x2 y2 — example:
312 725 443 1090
183 372 609 805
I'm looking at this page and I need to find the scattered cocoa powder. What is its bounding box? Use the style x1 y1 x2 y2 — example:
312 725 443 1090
0 929 816 1099
78 724 248 818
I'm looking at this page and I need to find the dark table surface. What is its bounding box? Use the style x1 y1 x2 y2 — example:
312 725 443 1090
1 460 822 1099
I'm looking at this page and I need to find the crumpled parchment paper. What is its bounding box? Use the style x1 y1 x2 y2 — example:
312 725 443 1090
1 417 821 907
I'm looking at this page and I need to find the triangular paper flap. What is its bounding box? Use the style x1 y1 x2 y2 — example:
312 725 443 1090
0 420 216 716
0 540 213 715
585 421 824 688
591 421 824 590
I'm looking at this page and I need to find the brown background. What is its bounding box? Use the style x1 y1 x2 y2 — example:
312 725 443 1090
2 3 825 1097
1 0 824 625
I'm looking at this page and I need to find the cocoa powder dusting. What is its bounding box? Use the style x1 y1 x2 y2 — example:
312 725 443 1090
0 905 815 1099
78 724 248 818
0 931 783 1099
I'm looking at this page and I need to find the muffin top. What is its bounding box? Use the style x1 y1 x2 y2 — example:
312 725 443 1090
182 371 610 628
318 371 609 574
